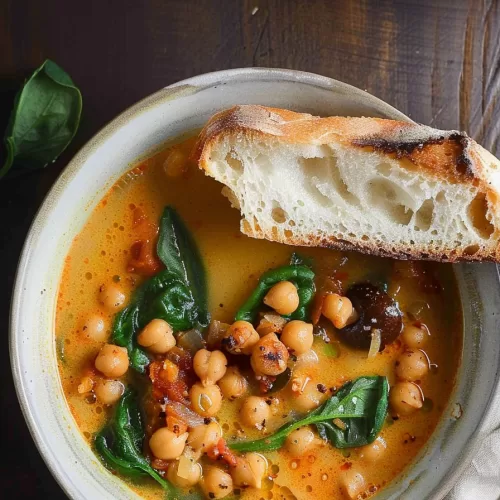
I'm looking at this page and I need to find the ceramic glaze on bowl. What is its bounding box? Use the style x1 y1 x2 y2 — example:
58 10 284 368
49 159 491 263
9 68 500 500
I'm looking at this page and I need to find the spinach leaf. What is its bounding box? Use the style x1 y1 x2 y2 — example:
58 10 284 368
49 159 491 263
235 263 315 322
95 390 174 493
157 206 209 327
315 376 389 448
112 209 210 373
1 59 82 179
112 270 198 373
230 376 388 452
113 303 150 373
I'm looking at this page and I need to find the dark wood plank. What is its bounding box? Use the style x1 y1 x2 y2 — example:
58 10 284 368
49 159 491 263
1 0 499 498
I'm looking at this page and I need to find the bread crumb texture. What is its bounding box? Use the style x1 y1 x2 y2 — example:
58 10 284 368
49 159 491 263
195 105 500 262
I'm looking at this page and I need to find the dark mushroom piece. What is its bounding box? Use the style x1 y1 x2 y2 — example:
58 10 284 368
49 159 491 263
338 282 402 349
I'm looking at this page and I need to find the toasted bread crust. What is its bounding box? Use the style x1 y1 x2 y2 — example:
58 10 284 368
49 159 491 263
193 105 500 262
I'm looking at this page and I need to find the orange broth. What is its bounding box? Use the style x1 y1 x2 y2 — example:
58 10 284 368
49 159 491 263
56 136 462 499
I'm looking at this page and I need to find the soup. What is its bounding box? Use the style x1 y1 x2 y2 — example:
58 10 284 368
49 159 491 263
56 135 462 499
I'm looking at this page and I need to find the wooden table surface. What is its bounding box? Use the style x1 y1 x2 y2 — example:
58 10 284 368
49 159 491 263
1 0 499 497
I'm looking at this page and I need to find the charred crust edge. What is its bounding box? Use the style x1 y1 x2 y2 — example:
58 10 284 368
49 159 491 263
351 130 475 179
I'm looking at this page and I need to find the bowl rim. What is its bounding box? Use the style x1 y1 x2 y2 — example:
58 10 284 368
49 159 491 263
9 66 499 499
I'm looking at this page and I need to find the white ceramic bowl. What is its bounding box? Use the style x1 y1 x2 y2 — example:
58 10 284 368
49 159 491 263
10 68 500 499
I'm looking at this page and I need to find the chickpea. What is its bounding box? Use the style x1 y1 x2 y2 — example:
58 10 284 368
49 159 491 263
240 396 270 430
218 366 248 400
188 422 222 456
340 468 366 499
201 467 233 499
190 382 222 417
389 382 424 416
322 293 358 329
95 344 129 377
285 427 317 456
395 350 429 382
359 436 387 462
285 427 319 457
402 323 429 349
167 455 202 487
290 378 326 412
280 320 314 355
231 453 268 489
98 283 126 311
250 333 289 376
94 379 124 405
263 281 299 315
82 314 108 342
222 321 259 355
137 319 175 354
193 349 228 387
149 427 188 460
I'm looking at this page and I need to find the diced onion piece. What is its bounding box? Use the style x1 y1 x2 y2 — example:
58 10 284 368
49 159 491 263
263 314 287 331
177 328 205 352
367 329 382 358
206 320 230 348
294 349 319 370
177 454 192 479
168 401 205 428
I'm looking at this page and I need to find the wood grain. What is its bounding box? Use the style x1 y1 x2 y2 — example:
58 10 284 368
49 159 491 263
1 0 499 498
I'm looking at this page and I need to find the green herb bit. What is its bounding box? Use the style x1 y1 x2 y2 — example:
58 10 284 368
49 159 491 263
322 342 340 358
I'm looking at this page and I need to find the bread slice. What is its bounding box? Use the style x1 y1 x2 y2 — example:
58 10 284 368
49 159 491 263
193 105 500 262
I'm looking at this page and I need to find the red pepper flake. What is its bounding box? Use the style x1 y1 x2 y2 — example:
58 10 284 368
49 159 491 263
340 462 352 471
127 239 162 276
259 376 276 393
208 438 237 467
151 458 170 471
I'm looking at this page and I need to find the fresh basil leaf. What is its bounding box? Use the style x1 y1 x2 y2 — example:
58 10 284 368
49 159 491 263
230 376 388 452
1 59 82 179
157 206 209 327
95 390 173 492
